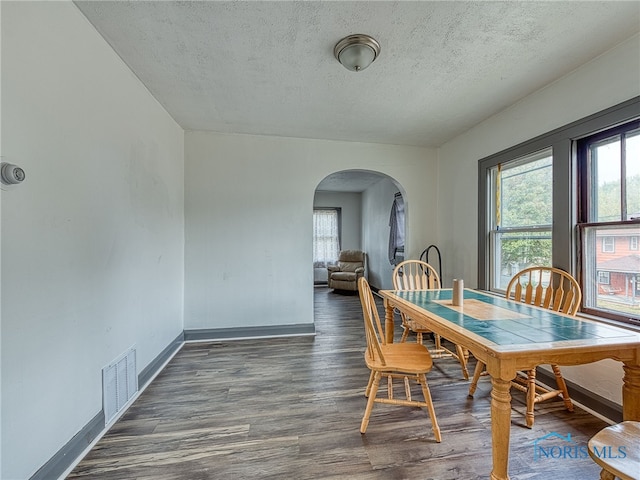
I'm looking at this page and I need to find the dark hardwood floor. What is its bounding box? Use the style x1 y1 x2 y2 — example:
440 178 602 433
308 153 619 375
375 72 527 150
68 287 610 479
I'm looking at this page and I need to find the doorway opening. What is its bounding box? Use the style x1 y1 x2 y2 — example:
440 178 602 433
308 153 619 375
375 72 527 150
313 169 407 292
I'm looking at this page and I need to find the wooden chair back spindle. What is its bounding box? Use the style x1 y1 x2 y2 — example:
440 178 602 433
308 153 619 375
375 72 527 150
505 266 581 315
393 260 441 291
358 277 387 365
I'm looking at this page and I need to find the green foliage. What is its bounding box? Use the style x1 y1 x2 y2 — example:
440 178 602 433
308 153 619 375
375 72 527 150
498 158 553 269
500 236 552 268
597 175 640 221
501 160 552 228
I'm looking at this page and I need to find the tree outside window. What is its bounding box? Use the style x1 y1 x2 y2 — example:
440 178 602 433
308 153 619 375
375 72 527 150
489 150 552 291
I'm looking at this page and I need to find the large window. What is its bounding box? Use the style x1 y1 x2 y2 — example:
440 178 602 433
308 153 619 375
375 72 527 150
578 122 640 323
488 149 553 291
478 97 639 327
313 208 340 268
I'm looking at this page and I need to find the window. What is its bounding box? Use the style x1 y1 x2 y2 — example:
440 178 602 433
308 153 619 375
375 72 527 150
578 121 640 323
313 208 340 268
487 149 553 292
602 236 615 253
581 125 640 222
478 98 639 327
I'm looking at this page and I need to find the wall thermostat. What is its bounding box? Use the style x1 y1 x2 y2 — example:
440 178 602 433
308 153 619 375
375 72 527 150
1 162 26 185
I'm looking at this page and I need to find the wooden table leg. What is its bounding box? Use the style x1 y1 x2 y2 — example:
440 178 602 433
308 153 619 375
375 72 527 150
622 362 640 421
490 377 512 480
383 299 394 344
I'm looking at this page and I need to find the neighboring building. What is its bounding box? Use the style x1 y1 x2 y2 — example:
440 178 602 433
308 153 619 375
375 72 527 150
596 229 640 300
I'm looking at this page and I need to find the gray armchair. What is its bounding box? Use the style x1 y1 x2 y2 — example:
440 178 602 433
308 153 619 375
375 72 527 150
327 250 365 291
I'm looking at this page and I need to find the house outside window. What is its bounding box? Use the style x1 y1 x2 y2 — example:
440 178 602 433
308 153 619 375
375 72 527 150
597 271 610 284
578 121 640 323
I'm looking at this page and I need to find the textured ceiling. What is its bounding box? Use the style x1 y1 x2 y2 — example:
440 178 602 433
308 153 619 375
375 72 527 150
75 1 640 150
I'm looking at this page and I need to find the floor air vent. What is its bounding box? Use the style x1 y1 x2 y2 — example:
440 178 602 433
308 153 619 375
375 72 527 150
102 347 138 425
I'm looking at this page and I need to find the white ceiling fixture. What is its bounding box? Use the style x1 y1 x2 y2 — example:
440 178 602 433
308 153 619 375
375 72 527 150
334 34 380 72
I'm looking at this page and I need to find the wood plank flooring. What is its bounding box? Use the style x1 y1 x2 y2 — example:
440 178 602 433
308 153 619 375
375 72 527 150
68 287 611 479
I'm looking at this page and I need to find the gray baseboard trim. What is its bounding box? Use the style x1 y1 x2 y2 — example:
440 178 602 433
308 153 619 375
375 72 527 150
29 411 104 480
536 369 622 423
184 323 316 342
138 331 185 387
29 326 313 480
31 332 185 480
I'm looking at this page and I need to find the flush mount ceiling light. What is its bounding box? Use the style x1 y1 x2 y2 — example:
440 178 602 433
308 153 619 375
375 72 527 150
334 34 380 72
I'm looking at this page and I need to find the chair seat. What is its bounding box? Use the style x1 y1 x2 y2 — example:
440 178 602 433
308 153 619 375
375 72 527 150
331 271 358 281
366 343 433 374
588 421 640 480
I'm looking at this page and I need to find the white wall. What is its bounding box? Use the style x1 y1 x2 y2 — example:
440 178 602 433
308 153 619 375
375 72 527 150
1 3 185 479
184 131 437 329
313 191 362 283
0 2 4 475
437 34 640 405
362 178 403 290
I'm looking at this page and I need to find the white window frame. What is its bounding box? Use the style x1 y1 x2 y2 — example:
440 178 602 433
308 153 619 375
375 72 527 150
602 236 615 253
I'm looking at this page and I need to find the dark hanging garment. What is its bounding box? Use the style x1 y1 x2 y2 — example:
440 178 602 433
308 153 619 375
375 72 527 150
388 193 405 266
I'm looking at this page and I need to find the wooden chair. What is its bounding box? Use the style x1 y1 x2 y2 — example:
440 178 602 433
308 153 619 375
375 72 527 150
588 421 640 480
357 277 441 442
468 266 580 428
392 260 470 380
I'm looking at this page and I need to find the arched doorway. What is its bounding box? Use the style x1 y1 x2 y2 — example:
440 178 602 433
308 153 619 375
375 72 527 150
313 169 407 292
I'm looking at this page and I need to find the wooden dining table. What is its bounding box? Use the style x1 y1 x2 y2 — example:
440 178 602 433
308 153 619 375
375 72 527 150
379 287 640 480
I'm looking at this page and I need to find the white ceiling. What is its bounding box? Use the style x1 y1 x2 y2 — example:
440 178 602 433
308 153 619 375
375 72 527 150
74 1 639 190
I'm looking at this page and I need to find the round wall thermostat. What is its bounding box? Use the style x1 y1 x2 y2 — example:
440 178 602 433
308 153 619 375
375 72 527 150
1 162 26 185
